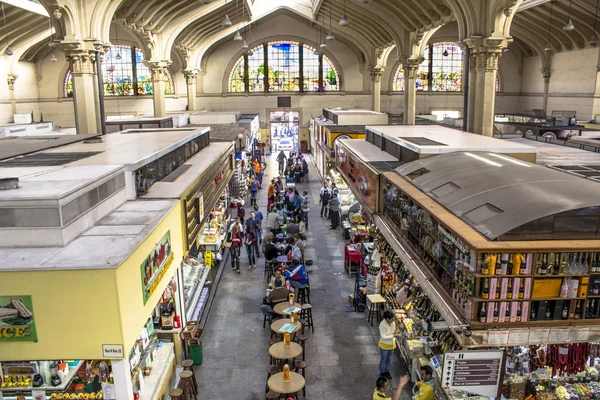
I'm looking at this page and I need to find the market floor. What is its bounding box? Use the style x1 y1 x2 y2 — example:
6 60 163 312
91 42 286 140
193 155 410 399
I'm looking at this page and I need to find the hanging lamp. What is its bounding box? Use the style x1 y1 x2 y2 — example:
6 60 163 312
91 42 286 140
222 14 232 27
327 0 335 40
339 0 349 26
443 49 449 57
590 0 599 45
114 16 121 60
234 31 242 41
50 53 58 63
563 0 575 31
320 15 327 48
545 1 554 51
241 40 248 49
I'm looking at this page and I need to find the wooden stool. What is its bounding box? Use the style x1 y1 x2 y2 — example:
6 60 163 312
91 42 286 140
294 360 307 398
169 388 184 400
181 359 198 393
295 333 308 361
367 294 386 326
300 303 314 333
297 286 310 304
180 370 198 400
265 365 280 393
266 391 280 399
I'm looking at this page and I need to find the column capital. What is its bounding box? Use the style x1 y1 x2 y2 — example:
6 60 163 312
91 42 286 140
7 74 17 91
369 66 385 83
472 51 500 72
65 49 98 76
183 68 199 85
463 36 510 52
397 56 424 68
541 66 551 79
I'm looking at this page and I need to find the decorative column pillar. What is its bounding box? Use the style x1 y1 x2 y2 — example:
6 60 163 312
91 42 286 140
183 69 199 111
466 52 477 132
7 74 17 118
541 66 551 113
148 61 171 117
370 67 384 112
402 59 422 125
65 49 102 134
472 50 501 137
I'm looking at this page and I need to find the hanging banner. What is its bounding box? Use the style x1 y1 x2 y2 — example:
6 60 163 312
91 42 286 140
141 231 173 304
0 296 37 342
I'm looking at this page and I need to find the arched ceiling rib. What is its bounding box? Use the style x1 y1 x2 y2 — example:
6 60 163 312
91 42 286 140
0 2 51 56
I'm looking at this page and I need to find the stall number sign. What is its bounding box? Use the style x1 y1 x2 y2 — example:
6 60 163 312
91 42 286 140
102 344 124 358
443 350 504 398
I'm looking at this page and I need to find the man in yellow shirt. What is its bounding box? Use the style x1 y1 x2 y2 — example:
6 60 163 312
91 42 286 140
372 376 409 400
412 366 436 400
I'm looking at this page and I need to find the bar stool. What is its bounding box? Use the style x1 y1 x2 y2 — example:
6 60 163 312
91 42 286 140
181 359 198 393
294 360 307 398
180 370 198 400
169 388 184 400
296 286 310 304
300 303 314 333
367 294 386 326
295 332 308 361
265 365 280 393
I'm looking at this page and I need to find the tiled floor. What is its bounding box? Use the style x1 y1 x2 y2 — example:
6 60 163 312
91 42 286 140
194 155 410 399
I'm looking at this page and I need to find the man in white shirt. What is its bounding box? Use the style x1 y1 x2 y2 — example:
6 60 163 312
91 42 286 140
301 190 310 229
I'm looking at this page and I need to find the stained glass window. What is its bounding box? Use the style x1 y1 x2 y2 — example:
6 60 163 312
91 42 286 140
431 42 462 91
393 66 404 92
228 56 246 93
248 45 265 92
322 54 339 92
417 49 429 91
268 41 300 92
64 45 174 97
303 45 320 92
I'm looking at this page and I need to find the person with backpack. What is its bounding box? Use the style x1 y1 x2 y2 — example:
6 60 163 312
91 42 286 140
249 175 260 206
284 259 309 289
320 182 331 218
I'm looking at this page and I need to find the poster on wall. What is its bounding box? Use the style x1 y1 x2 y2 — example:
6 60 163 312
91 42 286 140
335 144 379 213
0 296 38 342
141 231 173 304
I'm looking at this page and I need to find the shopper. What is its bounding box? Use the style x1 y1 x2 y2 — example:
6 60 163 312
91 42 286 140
301 190 310 228
269 269 284 289
378 311 400 379
229 217 243 233
249 175 260 206
411 366 436 400
284 259 309 289
237 198 246 224
291 233 305 261
328 193 341 229
373 376 409 400
286 216 300 237
253 158 263 186
261 277 290 323
245 211 261 258
320 183 331 218
268 179 276 198
244 225 257 269
276 150 287 174
298 214 306 239
267 207 283 233
253 205 264 244
227 225 243 273
264 235 279 261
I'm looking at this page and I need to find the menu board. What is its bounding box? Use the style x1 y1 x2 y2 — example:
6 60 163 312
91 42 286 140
443 350 504 398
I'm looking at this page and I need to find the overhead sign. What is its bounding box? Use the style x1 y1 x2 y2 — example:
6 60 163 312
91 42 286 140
0 296 37 342
141 231 173 304
102 344 125 359
443 350 504 398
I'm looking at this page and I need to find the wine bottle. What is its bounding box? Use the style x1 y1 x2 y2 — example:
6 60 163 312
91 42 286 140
530 303 537 319
516 303 521 322
536 254 543 275
479 303 486 323
481 278 489 299
495 254 502 275
540 254 548 275
507 254 514 275
562 302 569 319
505 304 510 319
545 302 552 319
481 255 489 275
583 253 590 274
495 282 501 300
560 255 567 275
518 279 524 299
507 279 513 298
493 302 499 322
593 253 600 273
575 300 582 319
519 254 527 275
553 253 560 275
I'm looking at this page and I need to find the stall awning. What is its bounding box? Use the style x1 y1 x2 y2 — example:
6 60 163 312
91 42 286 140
395 152 600 241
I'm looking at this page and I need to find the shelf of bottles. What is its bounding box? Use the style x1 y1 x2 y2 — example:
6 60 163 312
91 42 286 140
474 252 600 326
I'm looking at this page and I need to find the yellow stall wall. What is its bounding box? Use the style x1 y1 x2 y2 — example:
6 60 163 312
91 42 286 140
115 202 185 353
326 132 365 149
0 269 122 360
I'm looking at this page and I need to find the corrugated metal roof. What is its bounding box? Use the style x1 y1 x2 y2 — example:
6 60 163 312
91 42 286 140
395 152 600 240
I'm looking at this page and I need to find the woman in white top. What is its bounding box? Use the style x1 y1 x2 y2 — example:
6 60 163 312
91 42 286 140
378 311 400 379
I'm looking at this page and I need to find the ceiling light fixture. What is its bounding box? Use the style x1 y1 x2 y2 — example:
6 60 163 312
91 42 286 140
50 53 57 63
339 0 349 26
327 0 335 40
241 40 248 49
563 0 575 31
590 0 599 45
545 1 554 52
234 31 242 41
443 49 449 57
115 52 121 60
320 14 327 48
5 47 13 56
327 31 335 40
222 14 232 27
53 8 62 19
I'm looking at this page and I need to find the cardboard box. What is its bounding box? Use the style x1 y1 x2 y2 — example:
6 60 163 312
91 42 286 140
532 279 562 299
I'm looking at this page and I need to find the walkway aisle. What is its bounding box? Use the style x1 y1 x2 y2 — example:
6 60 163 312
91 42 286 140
194 155 406 399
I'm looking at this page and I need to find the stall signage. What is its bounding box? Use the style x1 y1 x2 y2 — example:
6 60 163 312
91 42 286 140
2 362 38 375
0 296 37 342
335 145 378 213
437 225 467 253
443 350 504 398
102 344 124 358
141 231 173 304
214 171 224 187
197 193 204 223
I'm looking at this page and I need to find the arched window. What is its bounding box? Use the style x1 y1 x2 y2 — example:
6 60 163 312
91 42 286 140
393 42 463 92
227 40 340 93
63 44 174 97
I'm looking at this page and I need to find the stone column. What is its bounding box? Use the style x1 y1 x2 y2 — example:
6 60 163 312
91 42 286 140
472 50 501 137
65 50 102 134
7 74 17 118
370 67 384 112
403 60 421 125
542 66 551 113
148 61 170 117
184 69 199 111
466 52 477 132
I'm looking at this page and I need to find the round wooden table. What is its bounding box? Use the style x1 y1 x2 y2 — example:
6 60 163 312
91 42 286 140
267 372 306 395
269 341 303 360
271 318 302 334
276 255 290 263
274 302 302 315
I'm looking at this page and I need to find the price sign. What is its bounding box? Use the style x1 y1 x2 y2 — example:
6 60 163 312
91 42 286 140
549 328 570 342
487 331 509 346
569 327 589 342
508 330 530 345
443 350 504 398
529 329 550 344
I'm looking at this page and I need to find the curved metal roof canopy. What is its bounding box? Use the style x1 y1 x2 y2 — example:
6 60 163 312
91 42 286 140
395 152 600 241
